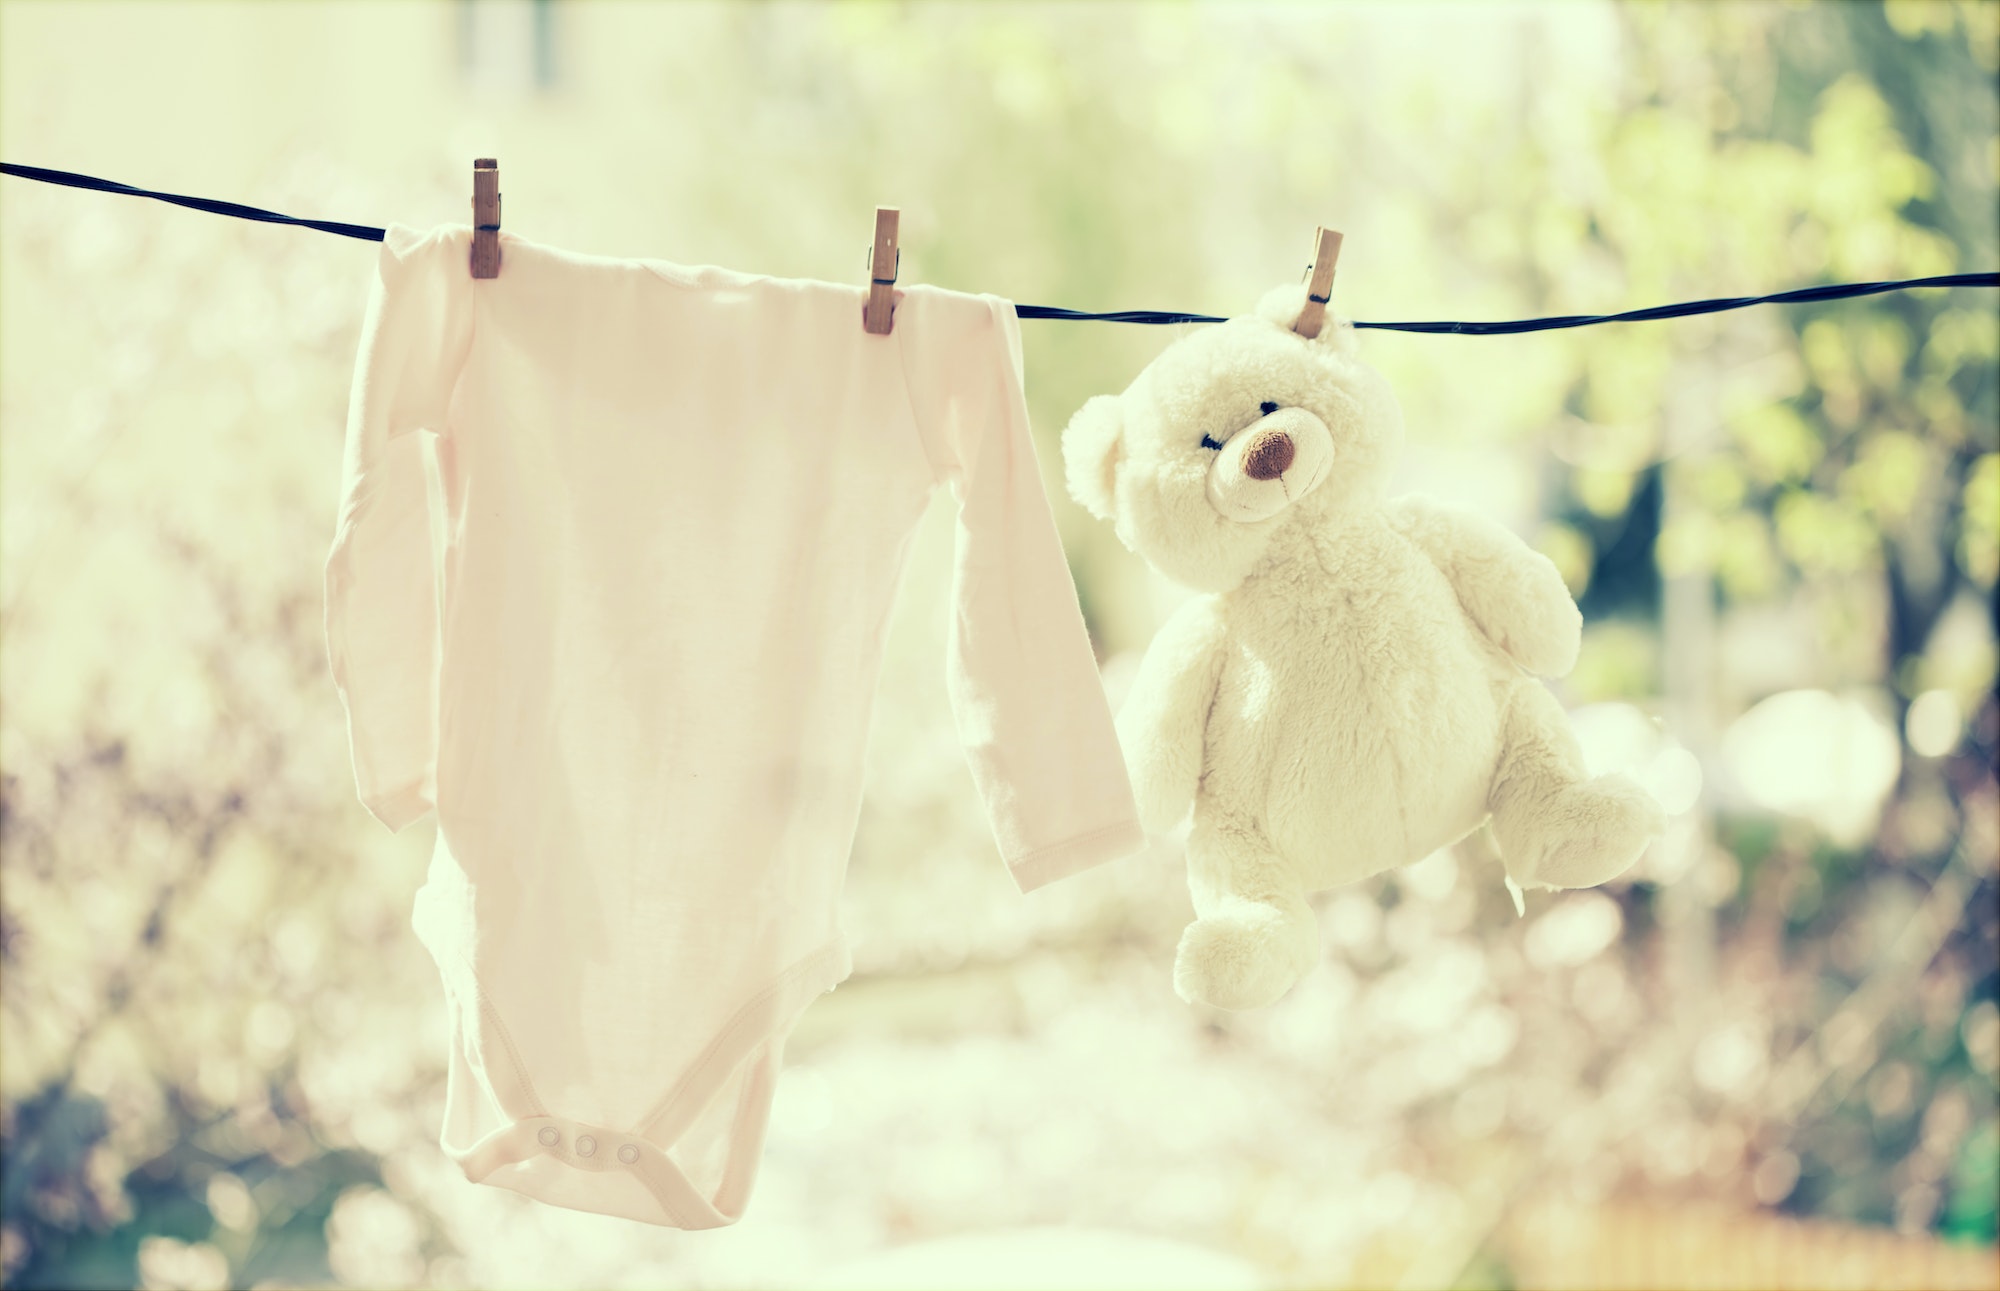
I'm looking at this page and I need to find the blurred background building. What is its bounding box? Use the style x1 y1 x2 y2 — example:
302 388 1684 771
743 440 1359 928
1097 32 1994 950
1 2 1995 1288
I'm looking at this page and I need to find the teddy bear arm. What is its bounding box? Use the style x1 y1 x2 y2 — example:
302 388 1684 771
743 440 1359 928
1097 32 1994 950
1117 596 1229 833
1390 496 1581 678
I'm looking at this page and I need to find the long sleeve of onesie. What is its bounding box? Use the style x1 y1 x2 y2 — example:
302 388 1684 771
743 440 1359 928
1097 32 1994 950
324 225 1142 1231
324 225 471 831
906 300 1145 892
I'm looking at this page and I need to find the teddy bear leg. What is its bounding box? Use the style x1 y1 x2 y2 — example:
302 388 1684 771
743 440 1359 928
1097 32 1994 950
1489 680 1664 890
1174 815 1318 1010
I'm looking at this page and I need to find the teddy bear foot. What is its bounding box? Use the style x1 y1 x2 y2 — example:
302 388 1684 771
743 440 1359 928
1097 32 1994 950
1173 901 1317 1010
1502 771 1664 891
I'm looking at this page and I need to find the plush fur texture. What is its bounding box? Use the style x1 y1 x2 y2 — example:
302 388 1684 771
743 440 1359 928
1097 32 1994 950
1065 284 1665 1010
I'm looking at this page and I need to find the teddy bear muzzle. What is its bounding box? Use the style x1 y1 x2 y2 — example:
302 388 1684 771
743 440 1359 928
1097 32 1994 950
1204 405 1333 523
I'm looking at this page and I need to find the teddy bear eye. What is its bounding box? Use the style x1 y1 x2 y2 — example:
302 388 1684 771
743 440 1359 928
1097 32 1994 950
1260 401 1280 415
1201 433 1226 452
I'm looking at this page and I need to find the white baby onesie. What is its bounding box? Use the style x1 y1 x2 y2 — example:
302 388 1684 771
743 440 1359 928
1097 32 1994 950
325 224 1144 1227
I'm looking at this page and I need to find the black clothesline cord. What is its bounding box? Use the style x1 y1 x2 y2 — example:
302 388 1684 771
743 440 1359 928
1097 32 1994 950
1014 277 2000 332
2 162 392 242
7 161 1998 333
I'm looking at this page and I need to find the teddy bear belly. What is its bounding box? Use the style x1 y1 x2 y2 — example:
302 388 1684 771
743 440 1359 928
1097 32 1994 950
1204 598 1510 889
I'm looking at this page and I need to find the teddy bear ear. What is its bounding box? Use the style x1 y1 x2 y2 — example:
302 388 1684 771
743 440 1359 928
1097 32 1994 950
1062 394 1126 521
1253 284 1359 356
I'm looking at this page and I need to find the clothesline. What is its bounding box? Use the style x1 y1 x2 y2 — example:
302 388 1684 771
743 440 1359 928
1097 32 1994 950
5 161 1996 334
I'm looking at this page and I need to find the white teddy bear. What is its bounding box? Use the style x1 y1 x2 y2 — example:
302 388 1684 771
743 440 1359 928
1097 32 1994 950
1063 285 1665 1010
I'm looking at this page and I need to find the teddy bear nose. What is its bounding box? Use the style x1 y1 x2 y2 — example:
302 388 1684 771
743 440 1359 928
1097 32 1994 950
1243 430 1295 481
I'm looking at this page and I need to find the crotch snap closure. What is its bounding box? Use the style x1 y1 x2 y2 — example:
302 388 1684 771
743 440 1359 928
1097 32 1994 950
537 1127 561 1147
617 1143 641 1164
575 1135 597 1157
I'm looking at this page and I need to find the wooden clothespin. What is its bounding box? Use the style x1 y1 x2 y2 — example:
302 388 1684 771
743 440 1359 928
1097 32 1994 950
471 158 502 279
863 207 899 335
1291 226 1343 339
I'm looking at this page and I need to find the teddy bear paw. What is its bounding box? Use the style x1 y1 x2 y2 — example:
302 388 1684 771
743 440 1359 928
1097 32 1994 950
1506 772 1664 891
1173 902 1318 1010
